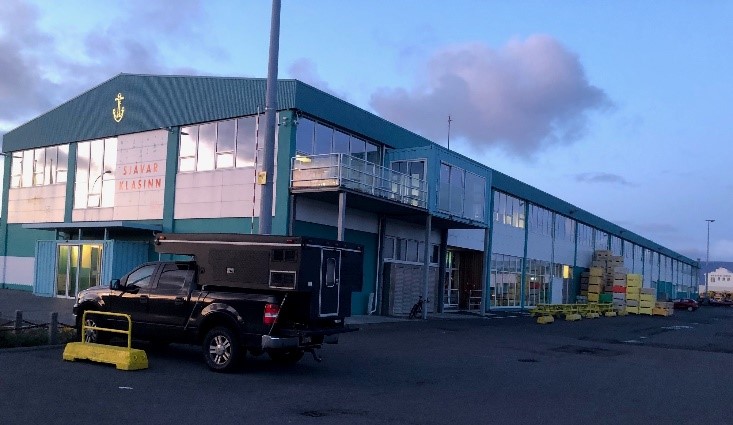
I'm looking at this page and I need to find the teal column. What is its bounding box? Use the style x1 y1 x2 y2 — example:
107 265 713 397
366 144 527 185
162 128 180 233
520 201 529 309
0 154 11 288
483 185 495 313
272 110 297 236
64 143 78 223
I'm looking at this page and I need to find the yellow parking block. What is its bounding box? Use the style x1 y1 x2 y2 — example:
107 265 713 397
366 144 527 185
63 342 148 371
536 315 554 324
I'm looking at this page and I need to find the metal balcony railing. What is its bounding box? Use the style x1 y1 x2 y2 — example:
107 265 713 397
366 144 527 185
291 154 427 209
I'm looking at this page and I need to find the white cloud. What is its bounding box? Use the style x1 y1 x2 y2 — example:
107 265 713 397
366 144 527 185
370 35 612 158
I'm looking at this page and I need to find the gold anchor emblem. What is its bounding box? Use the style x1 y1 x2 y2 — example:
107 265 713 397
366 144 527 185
112 93 125 122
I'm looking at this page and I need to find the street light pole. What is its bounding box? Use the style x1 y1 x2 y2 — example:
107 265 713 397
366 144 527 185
705 219 715 298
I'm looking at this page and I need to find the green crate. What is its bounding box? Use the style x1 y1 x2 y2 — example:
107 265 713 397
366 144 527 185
599 293 613 303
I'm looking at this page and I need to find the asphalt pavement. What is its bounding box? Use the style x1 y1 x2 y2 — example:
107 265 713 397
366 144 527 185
2 295 732 425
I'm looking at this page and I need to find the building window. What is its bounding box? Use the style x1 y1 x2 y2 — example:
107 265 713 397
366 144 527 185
493 191 525 229
75 138 117 209
9 145 69 189
179 115 268 173
294 116 382 165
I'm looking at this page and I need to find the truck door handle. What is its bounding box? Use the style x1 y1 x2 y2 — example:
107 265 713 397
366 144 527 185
175 297 185 306
140 295 149 304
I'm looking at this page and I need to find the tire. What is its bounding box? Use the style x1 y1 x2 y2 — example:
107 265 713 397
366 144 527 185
268 349 305 365
203 326 241 372
76 310 109 344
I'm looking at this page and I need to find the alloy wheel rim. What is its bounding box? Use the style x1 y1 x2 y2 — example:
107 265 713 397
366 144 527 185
209 335 231 365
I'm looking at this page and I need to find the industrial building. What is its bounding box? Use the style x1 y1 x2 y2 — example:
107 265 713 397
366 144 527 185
0 74 699 315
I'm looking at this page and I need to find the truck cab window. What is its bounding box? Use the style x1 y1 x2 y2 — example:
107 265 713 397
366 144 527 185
158 265 194 290
125 265 156 289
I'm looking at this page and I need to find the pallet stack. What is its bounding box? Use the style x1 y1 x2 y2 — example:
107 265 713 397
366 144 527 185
625 274 642 314
639 287 656 315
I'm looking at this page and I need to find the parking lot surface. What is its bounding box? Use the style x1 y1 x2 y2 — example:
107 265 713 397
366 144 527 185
2 306 732 425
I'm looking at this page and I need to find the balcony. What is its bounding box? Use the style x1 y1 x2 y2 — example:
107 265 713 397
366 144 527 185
291 154 427 209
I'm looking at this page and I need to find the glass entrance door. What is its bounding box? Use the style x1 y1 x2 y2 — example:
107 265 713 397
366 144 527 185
56 244 103 298
443 251 460 309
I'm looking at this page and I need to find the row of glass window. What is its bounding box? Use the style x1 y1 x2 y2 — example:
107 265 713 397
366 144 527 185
383 236 439 264
295 117 381 164
10 145 69 188
438 163 486 221
75 138 117 208
179 114 270 173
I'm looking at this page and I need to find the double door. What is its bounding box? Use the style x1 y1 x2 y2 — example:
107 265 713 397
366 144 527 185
56 244 103 298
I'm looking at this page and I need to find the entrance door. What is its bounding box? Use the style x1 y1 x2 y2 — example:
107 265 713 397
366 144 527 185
319 249 341 317
56 244 103 298
443 251 460 309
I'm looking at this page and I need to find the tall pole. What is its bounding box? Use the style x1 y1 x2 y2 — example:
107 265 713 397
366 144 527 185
258 0 281 235
705 219 715 297
447 115 452 150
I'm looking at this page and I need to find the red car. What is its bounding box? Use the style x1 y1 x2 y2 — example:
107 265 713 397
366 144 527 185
673 298 699 311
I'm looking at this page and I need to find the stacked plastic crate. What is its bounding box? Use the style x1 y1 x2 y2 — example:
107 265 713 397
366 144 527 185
653 301 674 316
639 287 656 315
626 274 642 314
612 273 627 312
590 250 626 306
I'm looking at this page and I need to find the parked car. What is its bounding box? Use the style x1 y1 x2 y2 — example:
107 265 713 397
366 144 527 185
673 298 699 311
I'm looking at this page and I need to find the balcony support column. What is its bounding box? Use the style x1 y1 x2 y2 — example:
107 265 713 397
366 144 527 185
337 191 346 241
422 214 432 319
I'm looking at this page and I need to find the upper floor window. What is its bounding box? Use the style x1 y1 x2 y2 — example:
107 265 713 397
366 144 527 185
75 138 117 208
529 204 552 236
295 116 381 165
179 114 275 173
10 145 69 188
493 191 525 229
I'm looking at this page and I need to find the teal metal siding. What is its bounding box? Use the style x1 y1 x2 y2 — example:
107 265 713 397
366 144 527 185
109 241 151 282
33 241 58 297
3 75 298 151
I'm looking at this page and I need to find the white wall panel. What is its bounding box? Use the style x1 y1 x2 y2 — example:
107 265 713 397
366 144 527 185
296 198 378 234
447 229 485 251
527 233 552 261
554 240 575 265
174 168 270 219
491 224 525 257
0 256 35 286
72 207 114 222
7 185 65 223
576 246 595 268
113 130 166 220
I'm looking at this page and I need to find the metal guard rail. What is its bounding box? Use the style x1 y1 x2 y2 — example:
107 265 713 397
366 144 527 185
81 310 134 349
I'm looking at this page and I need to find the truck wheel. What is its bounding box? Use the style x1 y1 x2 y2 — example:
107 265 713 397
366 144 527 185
268 349 305 365
203 327 241 372
76 310 109 344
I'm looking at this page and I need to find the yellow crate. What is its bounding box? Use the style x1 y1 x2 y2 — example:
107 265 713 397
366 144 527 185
639 301 654 308
587 292 600 302
626 292 640 301
639 307 653 315
588 284 601 294
589 267 604 277
652 307 671 316
626 306 640 314
626 287 640 294
640 294 655 302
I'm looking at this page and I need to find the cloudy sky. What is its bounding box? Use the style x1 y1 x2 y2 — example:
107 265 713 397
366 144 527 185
1 0 731 262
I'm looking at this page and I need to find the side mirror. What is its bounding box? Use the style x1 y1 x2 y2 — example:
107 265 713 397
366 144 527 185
110 279 121 290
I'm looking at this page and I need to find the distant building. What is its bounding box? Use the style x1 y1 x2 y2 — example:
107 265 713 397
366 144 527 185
701 267 733 293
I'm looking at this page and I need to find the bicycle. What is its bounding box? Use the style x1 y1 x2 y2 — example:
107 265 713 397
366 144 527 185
408 296 428 319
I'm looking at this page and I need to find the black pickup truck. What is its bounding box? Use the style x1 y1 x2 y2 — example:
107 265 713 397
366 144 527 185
73 233 363 372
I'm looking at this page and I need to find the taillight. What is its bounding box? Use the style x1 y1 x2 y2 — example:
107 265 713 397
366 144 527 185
264 303 280 326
